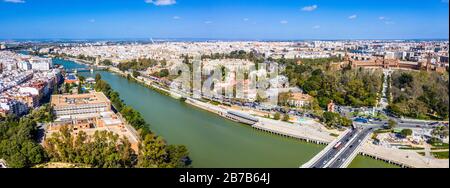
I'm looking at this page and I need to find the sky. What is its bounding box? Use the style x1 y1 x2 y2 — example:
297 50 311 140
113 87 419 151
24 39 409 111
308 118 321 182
0 0 449 40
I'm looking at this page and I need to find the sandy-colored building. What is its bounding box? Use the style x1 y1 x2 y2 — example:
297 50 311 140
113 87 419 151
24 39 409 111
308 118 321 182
47 92 139 152
51 92 111 118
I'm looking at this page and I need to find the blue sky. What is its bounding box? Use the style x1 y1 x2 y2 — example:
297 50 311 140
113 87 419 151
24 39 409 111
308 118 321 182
0 0 448 40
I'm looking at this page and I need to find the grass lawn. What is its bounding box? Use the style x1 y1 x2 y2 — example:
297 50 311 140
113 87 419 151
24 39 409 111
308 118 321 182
330 133 339 137
432 151 449 159
431 143 449 149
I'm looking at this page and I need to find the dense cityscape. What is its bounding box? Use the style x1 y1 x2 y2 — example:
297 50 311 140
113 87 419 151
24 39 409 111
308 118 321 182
0 39 448 169
0 0 448 174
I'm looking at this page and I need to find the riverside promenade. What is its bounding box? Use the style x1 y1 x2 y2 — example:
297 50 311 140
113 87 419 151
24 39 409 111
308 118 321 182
102 69 340 146
185 97 336 145
133 73 339 145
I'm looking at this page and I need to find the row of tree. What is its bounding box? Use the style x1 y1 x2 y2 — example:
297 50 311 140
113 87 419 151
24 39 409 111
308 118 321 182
92 74 191 168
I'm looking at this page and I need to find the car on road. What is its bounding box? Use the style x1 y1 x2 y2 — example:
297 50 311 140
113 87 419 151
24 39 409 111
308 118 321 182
334 142 343 149
429 122 439 126
354 117 369 124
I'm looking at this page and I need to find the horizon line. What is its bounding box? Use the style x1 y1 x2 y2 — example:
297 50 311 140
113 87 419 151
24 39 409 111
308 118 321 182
1 37 449 42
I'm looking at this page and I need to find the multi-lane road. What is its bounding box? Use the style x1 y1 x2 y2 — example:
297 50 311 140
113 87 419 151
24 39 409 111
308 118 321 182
327 126 377 168
368 117 444 130
310 124 382 168
311 127 358 168
308 116 446 168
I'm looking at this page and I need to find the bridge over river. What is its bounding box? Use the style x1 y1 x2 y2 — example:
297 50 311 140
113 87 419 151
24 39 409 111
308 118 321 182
301 124 380 168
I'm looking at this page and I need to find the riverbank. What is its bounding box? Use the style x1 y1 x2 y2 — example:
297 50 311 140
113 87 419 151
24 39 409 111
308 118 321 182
108 66 338 145
61 57 399 168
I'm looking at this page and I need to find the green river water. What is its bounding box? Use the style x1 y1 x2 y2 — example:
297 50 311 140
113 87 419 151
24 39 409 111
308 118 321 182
56 58 397 168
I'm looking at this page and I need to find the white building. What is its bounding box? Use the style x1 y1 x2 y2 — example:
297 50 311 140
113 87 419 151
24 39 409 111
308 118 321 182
0 99 28 116
30 58 53 71
19 61 32 71
19 87 40 96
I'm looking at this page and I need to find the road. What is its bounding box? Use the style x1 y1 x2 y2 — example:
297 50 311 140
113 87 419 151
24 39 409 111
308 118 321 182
309 124 381 168
310 128 359 168
367 118 442 129
327 126 377 168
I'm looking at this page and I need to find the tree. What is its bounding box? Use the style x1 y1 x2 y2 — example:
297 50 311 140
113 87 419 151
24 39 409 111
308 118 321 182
388 119 397 129
390 71 449 120
95 73 102 82
322 112 352 127
400 129 413 137
158 69 169 78
282 114 290 122
166 145 191 168
64 83 70 93
273 112 281 120
0 115 46 168
101 59 113 66
340 116 353 127
132 70 141 78
78 75 86 83
323 112 340 127
137 134 168 168
44 127 135 168
77 84 83 94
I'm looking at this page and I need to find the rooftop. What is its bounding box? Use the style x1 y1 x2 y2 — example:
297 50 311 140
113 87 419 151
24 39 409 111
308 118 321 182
51 92 110 107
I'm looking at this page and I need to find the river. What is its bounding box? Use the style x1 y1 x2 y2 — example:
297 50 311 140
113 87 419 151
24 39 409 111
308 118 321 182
55 58 397 168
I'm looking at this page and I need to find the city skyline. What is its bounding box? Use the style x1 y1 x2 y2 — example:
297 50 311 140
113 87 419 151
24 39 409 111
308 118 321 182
0 0 449 40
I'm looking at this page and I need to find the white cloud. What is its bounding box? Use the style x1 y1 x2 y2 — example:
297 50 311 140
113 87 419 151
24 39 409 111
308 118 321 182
173 16 181 20
378 16 394 24
145 0 176 6
280 20 288 24
348 14 357 19
243 18 249 22
313 25 320 29
4 0 25 3
89 19 96 23
204 21 213 24
301 5 318 12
